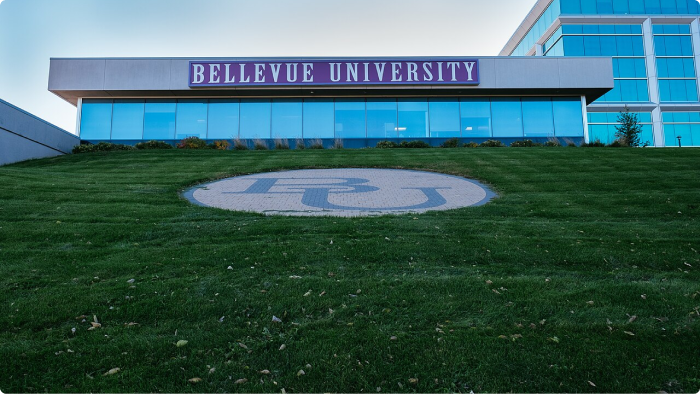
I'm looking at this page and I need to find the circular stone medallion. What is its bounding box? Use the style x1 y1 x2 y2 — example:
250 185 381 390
184 169 496 217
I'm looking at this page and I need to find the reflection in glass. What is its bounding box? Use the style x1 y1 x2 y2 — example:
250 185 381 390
176 100 208 139
303 99 334 139
111 100 144 140
366 99 397 139
522 98 555 137
208 100 239 139
80 100 112 140
491 99 523 138
460 99 491 138
271 100 303 139
335 100 366 138
144 101 176 140
553 98 584 137
240 100 271 139
398 99 428 138
428 99 460 138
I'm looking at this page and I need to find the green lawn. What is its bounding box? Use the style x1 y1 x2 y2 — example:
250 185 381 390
1 148 699 393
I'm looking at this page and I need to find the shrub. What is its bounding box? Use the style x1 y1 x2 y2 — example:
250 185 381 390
207 140 230 150
581 140 606 148
72 142 136 154
563 138 577 147
607 139 625 148
479 140 505 148
233 138 248 150
399 140 431 149
545 137 562 147
440 138 461 148
510 140 543 148
463 142 479 148
331 139 344 149
308 139 324 149
376 141 399 149
135 140 173 150
274 138 290 150
177 136 208 149
295 138 306 150
253 139 269 150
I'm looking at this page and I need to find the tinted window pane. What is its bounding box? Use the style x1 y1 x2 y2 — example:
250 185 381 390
553 98 584 136
144 101 176 140
366 99 397 139
522 98 555 137
460 99 491 138
335 100 366 139
271 100 302 139
397 99 429 138
208 100 239 139
303 99 334 139
80 100 112 140
240 100 271 139
428 99 460 138
491 99 523 138
175 100 208 139
111 100 144 140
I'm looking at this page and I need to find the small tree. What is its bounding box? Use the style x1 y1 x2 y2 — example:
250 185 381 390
614 107 642 147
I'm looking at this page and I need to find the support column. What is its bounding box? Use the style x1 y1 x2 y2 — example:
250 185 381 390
643 18 664 146
75 98 83 138
581 96 590 144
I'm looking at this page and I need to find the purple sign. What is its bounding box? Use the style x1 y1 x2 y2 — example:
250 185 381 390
189 59 479 87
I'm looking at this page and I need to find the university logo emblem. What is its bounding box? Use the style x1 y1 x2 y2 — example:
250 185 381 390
185 169 495 217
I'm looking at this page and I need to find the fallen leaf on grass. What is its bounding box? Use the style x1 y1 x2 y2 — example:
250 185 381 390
588 381 596 387
319 291 326 297
279 344 286 351
390 336 397 341
234 378 247 384
303 290 312 297
188 377 202 383
260 370 271 375
408 378 418 385
628 315 638 323
641 294 647 300
485 280 493 285
103 368 120 376
176 340 188 347
238 342 248 350
297 369 305 376
272 316 282 323
289 276 302 279
548 336 560 343
624 331 635 336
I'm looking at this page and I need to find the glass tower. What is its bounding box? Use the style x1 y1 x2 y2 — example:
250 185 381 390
501 0 700 146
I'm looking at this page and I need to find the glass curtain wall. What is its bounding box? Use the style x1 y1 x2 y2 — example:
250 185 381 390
654 24 698 102
662 112 700 146
80 97 586 141
544 24 649 103
587 112 654 145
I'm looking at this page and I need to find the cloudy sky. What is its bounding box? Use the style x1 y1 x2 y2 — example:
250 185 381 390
0 0 537 133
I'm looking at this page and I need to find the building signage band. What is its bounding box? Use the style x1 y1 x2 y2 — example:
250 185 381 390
189 59 480 87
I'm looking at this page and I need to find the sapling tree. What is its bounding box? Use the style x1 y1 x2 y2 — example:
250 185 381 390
615 106 643 147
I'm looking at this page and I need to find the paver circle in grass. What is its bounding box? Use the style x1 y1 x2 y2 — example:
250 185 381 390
184 168 496 217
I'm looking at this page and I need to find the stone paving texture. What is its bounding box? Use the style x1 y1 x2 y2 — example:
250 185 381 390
185 169 496 217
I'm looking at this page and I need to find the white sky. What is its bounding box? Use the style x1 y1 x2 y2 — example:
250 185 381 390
0 0 537 133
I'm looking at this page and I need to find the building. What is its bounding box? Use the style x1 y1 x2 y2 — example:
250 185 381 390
48 57 613 148
501 0 700 147
0 98 78 166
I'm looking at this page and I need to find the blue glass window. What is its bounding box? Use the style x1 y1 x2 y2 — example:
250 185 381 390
111 100 144 140
175 100 208 139
491 99 523 138
303 99 334 139
522 98 555 137
460 99 492 138
552 98 584 137
397 99 429 138
144 101 176 140
428 99 460 138
335 100 366 139
240 99 271 139
366 99 397 139
207 100 239 139
271 100 302 139
80 100 112 140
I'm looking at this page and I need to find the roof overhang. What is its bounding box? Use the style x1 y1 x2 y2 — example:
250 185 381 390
49 57 613 105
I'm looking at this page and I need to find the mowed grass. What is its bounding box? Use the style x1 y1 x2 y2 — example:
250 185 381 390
0 148 699 393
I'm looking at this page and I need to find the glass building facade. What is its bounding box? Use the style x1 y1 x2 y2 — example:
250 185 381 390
79 97 585 146
504 0 700 146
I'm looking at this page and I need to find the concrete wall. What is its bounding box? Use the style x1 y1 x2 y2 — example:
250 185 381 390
0 99 79 166
49 57 614 105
